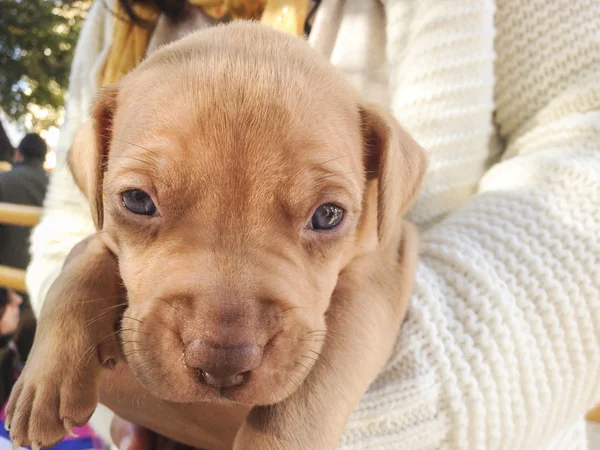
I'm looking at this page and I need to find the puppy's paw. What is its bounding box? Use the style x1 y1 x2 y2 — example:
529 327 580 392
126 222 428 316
5 351 104 449
4 318 117 449
4 308 119 448
5 234 122 448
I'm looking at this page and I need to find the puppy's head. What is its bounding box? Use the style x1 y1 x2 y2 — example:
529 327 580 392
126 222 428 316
69 23 425 405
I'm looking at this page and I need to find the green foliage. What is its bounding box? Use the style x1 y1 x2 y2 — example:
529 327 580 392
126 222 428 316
0 0 90 132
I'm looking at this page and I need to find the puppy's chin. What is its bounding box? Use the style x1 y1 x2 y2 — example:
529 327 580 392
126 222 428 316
120 308 325 406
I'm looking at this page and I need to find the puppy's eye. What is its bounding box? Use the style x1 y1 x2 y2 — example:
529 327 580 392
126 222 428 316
122 189 157 216
310 204 344 230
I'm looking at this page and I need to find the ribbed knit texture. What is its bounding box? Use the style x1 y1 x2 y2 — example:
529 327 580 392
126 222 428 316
26 1 600 449
387 1 497 227
339 1 600 449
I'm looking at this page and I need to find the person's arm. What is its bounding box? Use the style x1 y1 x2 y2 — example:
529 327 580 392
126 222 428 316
25 0 114 316
337 2 600 449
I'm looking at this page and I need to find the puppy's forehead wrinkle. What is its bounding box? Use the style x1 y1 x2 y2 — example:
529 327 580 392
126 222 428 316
109 24 367 239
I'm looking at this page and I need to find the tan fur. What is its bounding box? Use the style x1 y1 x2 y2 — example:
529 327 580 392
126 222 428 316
6 23 426 449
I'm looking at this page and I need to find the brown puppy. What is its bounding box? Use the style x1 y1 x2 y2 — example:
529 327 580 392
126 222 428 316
6 22 426 449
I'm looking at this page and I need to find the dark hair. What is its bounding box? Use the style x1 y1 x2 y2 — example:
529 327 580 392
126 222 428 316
0 121 14 163
117 0 188 27
0 289 7 318
17 133 47 161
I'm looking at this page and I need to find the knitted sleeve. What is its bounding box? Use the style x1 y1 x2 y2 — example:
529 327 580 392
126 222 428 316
341 1 600 449
25 0 114 316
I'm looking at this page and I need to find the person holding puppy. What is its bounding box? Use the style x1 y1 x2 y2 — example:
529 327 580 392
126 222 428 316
25 0 600 449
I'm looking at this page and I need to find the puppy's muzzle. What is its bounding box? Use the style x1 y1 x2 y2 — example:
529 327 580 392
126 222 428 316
185 339 264 388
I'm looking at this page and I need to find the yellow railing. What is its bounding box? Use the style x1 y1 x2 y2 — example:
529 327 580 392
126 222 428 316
0 202 41 227
0 265 27 292
0 202 41 291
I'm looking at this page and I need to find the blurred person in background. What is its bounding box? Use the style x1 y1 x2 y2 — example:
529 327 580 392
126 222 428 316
0 288 23 405
23 0 600 449
0 122 14 173
0 133 48 404
0 289 22 338
0 133 49 279
0 134 102 448
0 290 105 449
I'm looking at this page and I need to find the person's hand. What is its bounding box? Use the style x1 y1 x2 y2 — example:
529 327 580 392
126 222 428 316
0 290 22 335
100 362 251 450
110 415 153 450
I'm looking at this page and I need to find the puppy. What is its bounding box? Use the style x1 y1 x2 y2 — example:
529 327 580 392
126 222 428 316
6 22 426 449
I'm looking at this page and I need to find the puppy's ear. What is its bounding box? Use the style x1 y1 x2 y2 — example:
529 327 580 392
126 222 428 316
360 104 427 245
68 85 119 230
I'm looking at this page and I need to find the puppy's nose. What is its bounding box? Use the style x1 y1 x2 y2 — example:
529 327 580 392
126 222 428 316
185 340 263 388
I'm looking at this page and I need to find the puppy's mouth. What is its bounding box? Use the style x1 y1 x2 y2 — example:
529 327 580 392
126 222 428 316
194 368 256 402
120 311 324 406
188 332 278 401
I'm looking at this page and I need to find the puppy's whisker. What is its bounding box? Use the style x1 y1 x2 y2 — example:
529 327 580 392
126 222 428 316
127 357 160 379
302 331 332 341
305 331 329 338
299 338 327 346
84 302 129 327
128 354 159 367
314 154 351 166
305 329 350 345
77 295 125 304
289 369 303 393
307 329 345 338
133 391 140 410
76 329 123 369
156 296 180 313
307 349 323 357
122 345 148 353
314 171 355 182
296 361 312 374
122 350 149 360
281 373 294 399
119 327 150 335
305 329 328 335
300 354 322 368
265 376 277 404
122 315 144 324
106 370 118 396
281 306 305 314
116 364 125 404
154 321 182 337
156 363 177 389
300 353 333 376
135 386 148 411
123 369 148 407
98 300 129 312
308 350 335 371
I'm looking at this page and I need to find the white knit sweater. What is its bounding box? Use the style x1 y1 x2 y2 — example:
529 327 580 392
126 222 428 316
26 1 600 449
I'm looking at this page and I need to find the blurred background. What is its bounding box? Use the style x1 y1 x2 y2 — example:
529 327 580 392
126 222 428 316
0 4 96 436
0 0 91 172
